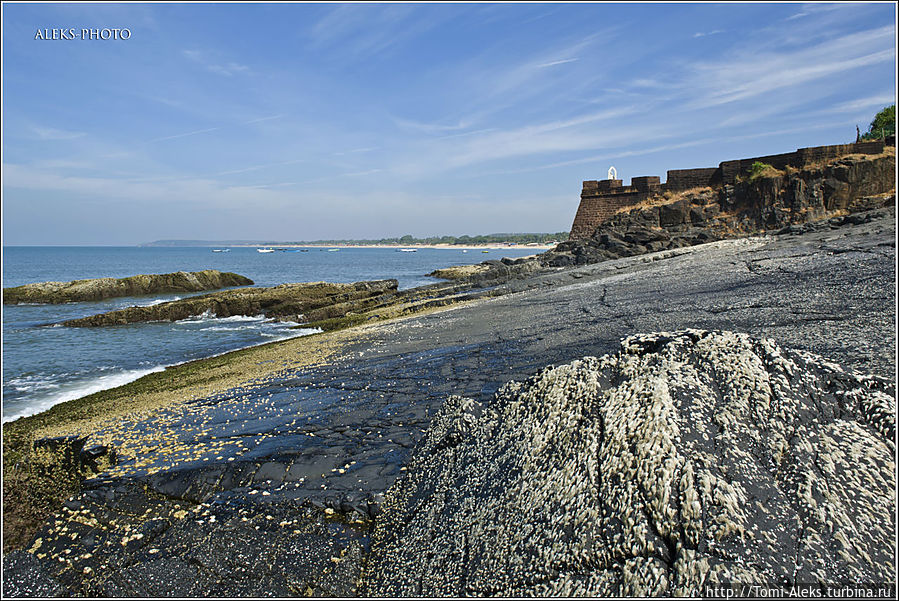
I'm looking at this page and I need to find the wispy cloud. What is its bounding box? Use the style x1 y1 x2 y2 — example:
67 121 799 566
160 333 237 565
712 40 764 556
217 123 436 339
687 26 895 108
342 168 382 177
183 49 251 76
146 126 220 144
214 158 306 176
537 58 579 68
307 4 449 59
786 3 852 21
243 114 284 124
32 126 86 141
394 117 476 135
829 94 896 113
2 162 296 212
693 30 724 38
332 147 379 156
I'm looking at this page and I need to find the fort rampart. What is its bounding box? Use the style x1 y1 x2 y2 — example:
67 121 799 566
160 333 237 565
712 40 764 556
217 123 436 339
569 140 888 240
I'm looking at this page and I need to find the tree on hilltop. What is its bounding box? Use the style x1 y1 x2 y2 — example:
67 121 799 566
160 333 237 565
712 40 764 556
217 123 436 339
861 104 895 141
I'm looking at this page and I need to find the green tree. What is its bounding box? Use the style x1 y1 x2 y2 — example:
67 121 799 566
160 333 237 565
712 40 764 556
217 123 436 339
862 104 895 140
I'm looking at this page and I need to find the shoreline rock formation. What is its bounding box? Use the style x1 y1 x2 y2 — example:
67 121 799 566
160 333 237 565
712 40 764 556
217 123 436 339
542 151 895 267
60 279 399 327
363 331 895 596
1 158 894 595
3 270 254 305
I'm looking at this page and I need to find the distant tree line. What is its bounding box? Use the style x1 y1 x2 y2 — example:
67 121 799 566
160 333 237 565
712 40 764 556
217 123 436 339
143 233 569 247
288 232 570 246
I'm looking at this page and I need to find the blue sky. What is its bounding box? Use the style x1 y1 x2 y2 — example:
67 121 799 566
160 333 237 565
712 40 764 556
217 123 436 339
2 2 896 245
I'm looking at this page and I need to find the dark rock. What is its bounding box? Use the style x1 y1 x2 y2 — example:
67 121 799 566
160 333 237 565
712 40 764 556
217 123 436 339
1 551 66 597
689 207 707 224
659 200 689 226
3 270 254 305
61 280 399 327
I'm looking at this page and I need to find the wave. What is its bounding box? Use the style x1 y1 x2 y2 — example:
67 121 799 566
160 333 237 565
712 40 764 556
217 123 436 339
174 311 268 325
137 296 181 307
2 365 166 423
2 326 321 423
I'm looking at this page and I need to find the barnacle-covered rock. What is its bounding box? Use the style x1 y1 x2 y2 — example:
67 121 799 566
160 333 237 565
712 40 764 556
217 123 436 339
363 330 895 596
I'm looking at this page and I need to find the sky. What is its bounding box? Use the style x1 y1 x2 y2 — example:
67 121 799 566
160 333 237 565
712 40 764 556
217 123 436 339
1 2 896 245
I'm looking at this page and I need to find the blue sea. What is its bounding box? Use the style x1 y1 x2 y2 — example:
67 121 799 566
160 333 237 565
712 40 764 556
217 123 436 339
2 245 543 422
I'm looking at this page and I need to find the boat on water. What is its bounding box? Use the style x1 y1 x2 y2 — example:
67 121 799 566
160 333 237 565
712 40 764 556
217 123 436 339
398 248 417 252
327 248 340 252
257 248 275 253
212 249 230 253
482 250 490 253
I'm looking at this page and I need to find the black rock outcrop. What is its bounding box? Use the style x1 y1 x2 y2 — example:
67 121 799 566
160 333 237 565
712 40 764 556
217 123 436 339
61 280 399 327
3 270 254 305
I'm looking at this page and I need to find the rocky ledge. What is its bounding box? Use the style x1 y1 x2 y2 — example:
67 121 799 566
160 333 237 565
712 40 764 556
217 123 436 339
364 330 895 596
2 331 893 597
3 270 254 305
60 279 399 327
541 151 895 267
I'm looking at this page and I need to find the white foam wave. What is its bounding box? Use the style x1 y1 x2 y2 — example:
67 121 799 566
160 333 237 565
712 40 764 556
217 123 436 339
2 365 167 423
138 296 181 307
3 325 321 423
174 311 268 325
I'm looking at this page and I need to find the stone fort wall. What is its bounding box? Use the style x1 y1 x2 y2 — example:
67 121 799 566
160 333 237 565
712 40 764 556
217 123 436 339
569 140 887 240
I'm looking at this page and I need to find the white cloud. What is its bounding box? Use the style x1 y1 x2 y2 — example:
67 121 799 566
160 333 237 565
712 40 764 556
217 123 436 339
687 26 895 108
537 58 579 68
183 49 251 76
32 126 86 140
829 94 896 113
146 126 220 144
693 30 724 38
786 3 853 21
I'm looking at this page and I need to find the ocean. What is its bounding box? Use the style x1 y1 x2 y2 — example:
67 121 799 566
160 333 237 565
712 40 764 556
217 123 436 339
2 245 543 422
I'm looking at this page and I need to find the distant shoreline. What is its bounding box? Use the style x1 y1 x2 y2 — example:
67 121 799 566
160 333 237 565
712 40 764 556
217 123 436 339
230 243 555 250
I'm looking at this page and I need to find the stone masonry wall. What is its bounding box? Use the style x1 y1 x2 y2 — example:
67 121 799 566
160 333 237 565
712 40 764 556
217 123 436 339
665 168 720 192
570 188 650 240
569 140 888 240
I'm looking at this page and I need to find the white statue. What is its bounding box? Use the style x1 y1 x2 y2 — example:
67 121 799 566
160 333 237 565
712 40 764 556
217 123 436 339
608 166 617 180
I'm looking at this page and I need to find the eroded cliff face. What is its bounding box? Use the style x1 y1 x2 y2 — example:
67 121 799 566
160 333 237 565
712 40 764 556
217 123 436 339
3 270 254 305
545 152 895 267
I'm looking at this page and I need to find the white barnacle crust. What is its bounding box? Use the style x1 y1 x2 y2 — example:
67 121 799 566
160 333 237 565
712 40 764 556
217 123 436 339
362 331 896 596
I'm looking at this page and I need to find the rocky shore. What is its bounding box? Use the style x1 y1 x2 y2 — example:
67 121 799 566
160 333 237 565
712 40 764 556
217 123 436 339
365 331 895 595
3 270 253 305
60 280 398 327
540 150 894 267
2 206 894 596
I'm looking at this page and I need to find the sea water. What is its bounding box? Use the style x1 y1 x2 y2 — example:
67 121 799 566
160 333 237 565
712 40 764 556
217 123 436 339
2 245 542 422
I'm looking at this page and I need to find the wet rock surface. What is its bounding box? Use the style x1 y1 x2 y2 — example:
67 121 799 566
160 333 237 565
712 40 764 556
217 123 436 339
362 331 895 596
3 270 254 305
3 212 895 596
61 279 398 327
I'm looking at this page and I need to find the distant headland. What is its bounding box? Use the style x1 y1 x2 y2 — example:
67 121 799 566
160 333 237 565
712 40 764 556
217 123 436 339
141 232 568 249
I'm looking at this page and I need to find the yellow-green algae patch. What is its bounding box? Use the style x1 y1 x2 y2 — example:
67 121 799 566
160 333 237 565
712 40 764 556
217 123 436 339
2 325 353 552
2 294 483 552
427 264 492 280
